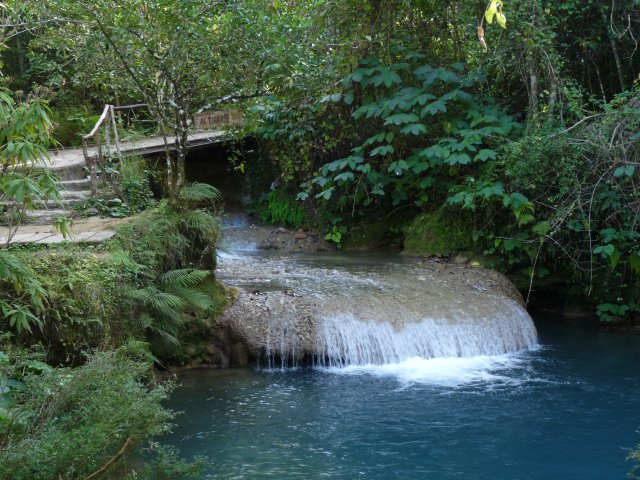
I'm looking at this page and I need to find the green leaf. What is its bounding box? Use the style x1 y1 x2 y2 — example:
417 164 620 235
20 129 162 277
421 100 447 117
370 145 394 157
343 92 355 105
629 252 640 275
609 248 621 269
448 153 471 165
474 149 497 162
400 123 427 136
613 165 635 177
384 113 419 126
419 145 448 159
316 187 334 200
532 221 550 235
594 244 615 257
334 172 355 182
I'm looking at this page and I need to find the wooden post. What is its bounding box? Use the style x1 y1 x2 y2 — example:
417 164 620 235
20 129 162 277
109 105 121 155
94 126 129 207
104 119 111 157
82 138 98 197
96 130 103 173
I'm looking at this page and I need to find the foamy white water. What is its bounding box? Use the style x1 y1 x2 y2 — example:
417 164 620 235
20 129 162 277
324 354 528 386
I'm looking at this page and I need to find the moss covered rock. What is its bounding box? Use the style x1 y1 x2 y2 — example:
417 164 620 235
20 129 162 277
402 209 473 257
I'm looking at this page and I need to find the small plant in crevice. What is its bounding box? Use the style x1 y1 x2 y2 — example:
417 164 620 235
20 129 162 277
324 224 347 248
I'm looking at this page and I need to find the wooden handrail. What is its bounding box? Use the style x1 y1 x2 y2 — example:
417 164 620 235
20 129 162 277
83 104 111 140
113 103 147 111
80 104 128 206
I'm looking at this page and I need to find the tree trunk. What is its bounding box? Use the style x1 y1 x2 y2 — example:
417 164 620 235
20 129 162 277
603 12 626 91
174 109 189 194
526 54 539 134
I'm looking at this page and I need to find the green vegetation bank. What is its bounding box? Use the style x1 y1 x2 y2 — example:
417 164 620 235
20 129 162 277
1 0 640 477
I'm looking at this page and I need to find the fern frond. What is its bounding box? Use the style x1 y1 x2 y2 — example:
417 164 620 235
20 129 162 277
128 287 186 311
170 285 214 311
182 209 217 231
161 269 210 288
147 324 181 346
178 182 222 203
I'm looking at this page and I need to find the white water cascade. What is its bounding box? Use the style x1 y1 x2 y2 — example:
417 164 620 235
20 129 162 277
315 298 538 367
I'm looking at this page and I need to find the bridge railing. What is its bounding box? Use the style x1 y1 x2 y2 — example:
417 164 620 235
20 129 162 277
81 104 133 204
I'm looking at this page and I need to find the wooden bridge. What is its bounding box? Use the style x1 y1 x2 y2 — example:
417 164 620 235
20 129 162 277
46 103 234 175
1 104 239 246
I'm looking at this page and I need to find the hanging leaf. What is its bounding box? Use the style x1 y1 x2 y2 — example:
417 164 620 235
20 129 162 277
484 1 499 24
484 1 507 29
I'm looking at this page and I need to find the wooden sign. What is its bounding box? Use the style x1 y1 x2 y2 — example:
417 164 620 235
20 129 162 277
194 110 243 130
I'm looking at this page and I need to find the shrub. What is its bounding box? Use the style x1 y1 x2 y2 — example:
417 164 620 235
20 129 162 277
0 342 202 479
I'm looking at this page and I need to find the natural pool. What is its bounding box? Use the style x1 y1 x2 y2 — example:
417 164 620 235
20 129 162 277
162 315 640 479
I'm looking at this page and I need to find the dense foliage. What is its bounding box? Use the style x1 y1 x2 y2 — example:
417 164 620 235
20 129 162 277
0 340 203 479
1 0 640 476
0 190 224 364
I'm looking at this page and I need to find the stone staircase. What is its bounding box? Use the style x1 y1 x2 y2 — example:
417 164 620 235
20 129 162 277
24 165 95 224
1 163 122 245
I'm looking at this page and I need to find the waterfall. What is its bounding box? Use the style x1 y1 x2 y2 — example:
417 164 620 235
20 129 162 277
315 299 537 367
218 219 539 369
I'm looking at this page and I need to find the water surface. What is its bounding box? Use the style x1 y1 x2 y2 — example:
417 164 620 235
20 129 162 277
162 316 640 479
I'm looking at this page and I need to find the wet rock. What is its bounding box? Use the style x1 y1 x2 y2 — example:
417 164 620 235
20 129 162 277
294 229 308 240
220 290 320 359
230 342 249 367
258 228 334 253
218 257 529 363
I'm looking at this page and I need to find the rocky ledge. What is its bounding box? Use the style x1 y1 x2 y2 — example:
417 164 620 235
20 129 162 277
217 258 531 363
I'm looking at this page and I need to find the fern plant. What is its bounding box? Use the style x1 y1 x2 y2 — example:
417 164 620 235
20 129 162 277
127 269 214 346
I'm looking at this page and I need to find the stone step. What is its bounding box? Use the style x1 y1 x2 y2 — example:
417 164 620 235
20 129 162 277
38 198 87 209
24 208 73 225
58 190 92 201
0 230 117 245
25 208 71 218
50 162 87 181
58 178 91 191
